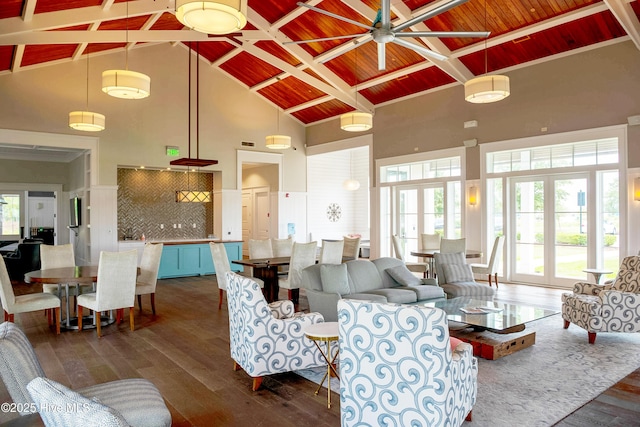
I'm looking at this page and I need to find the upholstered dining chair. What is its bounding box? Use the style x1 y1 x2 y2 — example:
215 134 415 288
562 255 640 344
471 235 505 288
338 299 477 427
342 236 361 260
40 243 86 323
210 242 263 310
77 250 138 337
248 238 273 259
319 239 344 264
391 235 428 277
440 238 467 254
226 272 324 391
278 241 317 304
0 257 61 334
271 237 293 276
135 243 163 314
0 322 171 426
421 233 441 252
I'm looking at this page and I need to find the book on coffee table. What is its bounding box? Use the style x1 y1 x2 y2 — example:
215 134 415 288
460 307 503 314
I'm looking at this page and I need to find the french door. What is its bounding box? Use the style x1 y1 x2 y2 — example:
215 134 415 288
509 172 619 287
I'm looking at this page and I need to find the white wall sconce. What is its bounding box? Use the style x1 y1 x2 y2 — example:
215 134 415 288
469 186 478 206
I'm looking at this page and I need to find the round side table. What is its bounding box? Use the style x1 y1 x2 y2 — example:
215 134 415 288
304 322 340 409
583 268 612 284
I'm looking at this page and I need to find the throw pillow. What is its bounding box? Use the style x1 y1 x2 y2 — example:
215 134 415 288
385 265 422 286
320 263 350 295
442 263 474 283
26 377 130 427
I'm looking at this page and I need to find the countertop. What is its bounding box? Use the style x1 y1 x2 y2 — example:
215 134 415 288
118 239 242 245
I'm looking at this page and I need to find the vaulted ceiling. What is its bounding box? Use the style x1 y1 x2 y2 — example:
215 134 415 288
1 0 639 126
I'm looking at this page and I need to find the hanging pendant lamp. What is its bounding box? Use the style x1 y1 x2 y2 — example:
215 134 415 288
176 0 248 35
464 0 510 104
342 150 360 190
340 45 373 132
266 107 291 149
102 1 150 99
69 53 105 132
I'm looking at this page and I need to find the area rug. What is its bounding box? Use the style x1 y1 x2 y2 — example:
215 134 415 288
296 314 640 426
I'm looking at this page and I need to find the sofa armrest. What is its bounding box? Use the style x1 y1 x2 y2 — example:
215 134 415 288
421 278 439 286
268 300 295 319
600 290 640 312
305 289 341 323
572 281 611 295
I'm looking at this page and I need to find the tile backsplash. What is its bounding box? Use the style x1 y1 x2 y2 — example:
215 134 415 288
117 168 213 240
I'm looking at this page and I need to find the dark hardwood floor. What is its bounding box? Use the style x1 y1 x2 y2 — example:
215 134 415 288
0 275 638 426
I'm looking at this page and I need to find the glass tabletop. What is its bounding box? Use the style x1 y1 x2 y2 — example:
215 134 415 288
421 297 559 333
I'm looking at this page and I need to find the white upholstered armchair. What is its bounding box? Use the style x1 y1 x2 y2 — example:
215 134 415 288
225 272 325 391
562 255 640 344
338 299 477 427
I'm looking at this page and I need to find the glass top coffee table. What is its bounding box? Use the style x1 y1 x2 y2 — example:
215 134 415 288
422 297 559 334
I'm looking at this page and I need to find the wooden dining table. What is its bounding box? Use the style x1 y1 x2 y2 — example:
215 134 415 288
25 266 138 331
410 250 482 279
232 257 290 303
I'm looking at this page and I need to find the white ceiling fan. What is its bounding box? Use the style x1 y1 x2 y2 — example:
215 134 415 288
285 0 490 70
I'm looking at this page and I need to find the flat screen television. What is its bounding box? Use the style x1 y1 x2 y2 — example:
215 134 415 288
69 197 81 228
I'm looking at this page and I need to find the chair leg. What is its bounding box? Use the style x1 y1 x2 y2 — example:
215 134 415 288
252 377 263 391
150 293 156 315
563 319 570 329
465 410 472 422
77 306 83 330
129 307 135 332
588 332 596 344
218 289 223 310
488 274 492 287
54 307 60 335
95 311 102 337
494 273 499 289
8 314 14 323
233 361 242 371
137 295 142 312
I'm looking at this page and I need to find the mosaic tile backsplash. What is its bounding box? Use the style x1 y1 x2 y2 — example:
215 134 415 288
117 168 213 241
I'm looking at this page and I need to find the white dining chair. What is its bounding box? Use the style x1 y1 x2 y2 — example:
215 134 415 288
135 243 163 314
440 238 467 254
248 239 273 259
210 242 263 310
77 250 138 337
342 236 361 260
391 235 428 277
471 236 505 288
40 244 87 321
271 237 293 276
0 256 61 334
319 240 344 264
278 241 317 304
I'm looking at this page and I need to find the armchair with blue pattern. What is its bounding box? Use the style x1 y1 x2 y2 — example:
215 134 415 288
338 299 477 427
225 272 326 391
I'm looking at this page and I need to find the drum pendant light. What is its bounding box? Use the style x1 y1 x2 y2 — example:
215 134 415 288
340 44 373 132
176 0 248 35
69 54 105 132
265 107 291 149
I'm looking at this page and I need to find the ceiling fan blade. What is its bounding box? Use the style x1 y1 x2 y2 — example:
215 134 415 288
381 0 391 28
377 42 386 71
283 34 363 45
395 31 490 38
394 0 470 32
296 2 374 31
392 38 448 61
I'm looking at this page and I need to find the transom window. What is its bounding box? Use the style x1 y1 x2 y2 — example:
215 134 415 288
380 156 461 183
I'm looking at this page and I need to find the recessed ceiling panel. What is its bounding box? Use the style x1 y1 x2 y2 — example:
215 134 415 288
291 98 355 124
258 76 327 109
360 66 456 104
255 41 302 67
248 0 299 24
35 0 103 14
219 51 283 88
0 0 23 19
0 46 14 71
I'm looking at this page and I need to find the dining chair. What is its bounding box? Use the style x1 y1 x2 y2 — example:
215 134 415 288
271 237 293 276
342 236 361 260
471 236 505 288
278 241 317 304
391 235 428 277
421 233 441 251
319 240 344 264
135 243 163 314
210 242 263 310
0 256 61 334
440 238 467 254
40 244 88 319
77 250 138 337
248 239 274 259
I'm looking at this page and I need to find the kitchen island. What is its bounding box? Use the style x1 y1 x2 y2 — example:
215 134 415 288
119 239 243 279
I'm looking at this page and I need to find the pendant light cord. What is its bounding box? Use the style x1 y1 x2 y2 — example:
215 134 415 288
196 42 200 160
187 43 192 160
85 53 90 110
484 0 488 75
125 0 129 70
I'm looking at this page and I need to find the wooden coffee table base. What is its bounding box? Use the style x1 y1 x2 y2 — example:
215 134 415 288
450 327 536 360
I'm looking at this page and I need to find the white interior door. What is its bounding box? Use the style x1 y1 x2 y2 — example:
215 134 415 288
254 188 270 240
241 191 251 257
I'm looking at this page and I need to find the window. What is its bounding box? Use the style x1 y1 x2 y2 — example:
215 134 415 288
381 156 461 183
0 194 20 237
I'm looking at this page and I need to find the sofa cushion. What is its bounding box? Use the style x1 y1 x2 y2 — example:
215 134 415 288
364 288 418 304
301 264 323 292
434 252 467 285
441 282 495 298
344 293 388 303
442 263 474 283
385 265 422 286
345 260 384 293
320 263 350 295
371 257 408 288
400 285 445 300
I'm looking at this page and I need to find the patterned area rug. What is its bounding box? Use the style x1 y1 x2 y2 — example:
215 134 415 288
296 314 640 426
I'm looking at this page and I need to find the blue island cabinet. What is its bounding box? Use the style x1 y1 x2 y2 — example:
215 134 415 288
157 242 243 279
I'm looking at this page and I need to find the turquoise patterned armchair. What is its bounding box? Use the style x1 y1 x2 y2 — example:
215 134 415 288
337 299 477 427
562 255 640 344
226 272 325 391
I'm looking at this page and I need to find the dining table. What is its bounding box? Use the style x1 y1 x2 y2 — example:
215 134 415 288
410 249 482 279
24 266 138 331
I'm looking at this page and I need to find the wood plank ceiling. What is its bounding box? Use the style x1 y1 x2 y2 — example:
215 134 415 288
0 0 639 126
